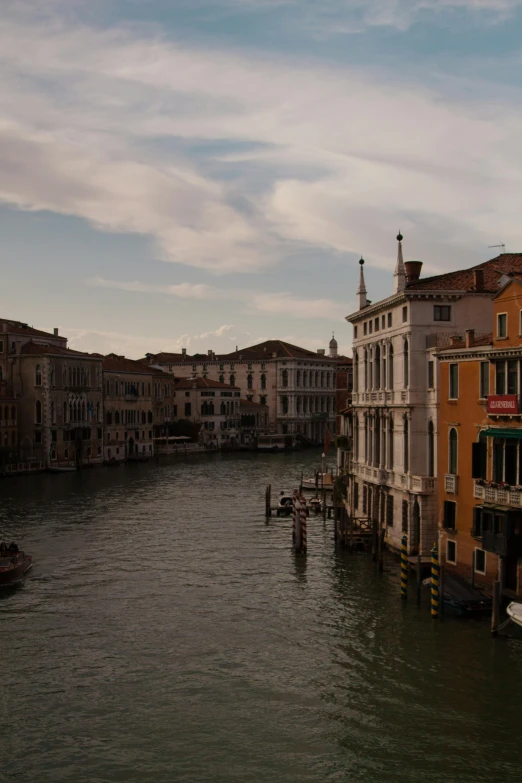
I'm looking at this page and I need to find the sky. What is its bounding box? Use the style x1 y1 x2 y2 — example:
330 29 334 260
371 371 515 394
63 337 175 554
2 0 522 358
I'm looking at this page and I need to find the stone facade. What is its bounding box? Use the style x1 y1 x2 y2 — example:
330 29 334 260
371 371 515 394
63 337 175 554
172 377 241 448
144 340 337 444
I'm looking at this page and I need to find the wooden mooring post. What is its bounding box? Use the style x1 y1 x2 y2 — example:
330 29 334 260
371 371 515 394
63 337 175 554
378 527 384 572
491 581 501 636
265 484 272 518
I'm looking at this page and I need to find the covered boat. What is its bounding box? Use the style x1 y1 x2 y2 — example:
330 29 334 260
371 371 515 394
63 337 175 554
0 543 32 587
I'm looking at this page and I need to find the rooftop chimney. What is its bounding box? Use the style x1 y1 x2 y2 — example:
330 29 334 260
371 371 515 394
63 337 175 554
450 335 461 346
181 348 187 356
473 269 484 292
208 349 212 357
53 327 59 336
404 261 423 284
317 349 326 355
465 329 475 348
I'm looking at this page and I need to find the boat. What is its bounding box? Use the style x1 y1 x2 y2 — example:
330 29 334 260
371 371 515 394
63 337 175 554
47 465 77 473
0 543 32 587
423 572 491 616
307 496 323 515
507 602 522 627
275 491 294 516
257 434 299 453
301 471 334 492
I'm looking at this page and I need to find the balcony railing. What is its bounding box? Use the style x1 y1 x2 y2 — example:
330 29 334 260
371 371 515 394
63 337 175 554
474 481 522 508
444 474 458 494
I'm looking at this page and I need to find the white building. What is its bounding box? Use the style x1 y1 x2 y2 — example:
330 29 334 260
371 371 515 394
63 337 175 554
144 340 337 444
345 234 507 555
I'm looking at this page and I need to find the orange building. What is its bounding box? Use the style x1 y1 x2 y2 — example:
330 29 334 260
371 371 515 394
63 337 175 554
438 274 522 597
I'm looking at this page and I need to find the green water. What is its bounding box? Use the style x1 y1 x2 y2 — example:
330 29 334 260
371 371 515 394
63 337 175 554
1 451 522 782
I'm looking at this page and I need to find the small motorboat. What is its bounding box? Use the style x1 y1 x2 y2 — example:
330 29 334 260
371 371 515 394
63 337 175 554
0 543 32 587
507 602 522 628
307 496 322 515
301 471 334 492
276 492 294 517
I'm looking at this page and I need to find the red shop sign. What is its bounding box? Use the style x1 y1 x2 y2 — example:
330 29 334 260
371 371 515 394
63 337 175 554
487 395 519 414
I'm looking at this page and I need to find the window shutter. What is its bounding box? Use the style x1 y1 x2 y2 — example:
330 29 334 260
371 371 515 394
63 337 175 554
471 441 487 479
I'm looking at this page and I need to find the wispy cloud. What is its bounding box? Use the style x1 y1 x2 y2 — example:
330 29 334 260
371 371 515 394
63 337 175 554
89 277 214 299
2 5 522 282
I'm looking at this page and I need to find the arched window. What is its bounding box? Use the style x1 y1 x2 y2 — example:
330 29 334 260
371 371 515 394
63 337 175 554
388 417 394 469
449 428 458 475
353 351 358 393
221 402 226 415
96 402 100 422
364 349 368 390
282 369 288 388
296 370 301 387
219 374 225 384
50 401 55 425
315 371 319 387
35 364 42 386
303 370 308 387
382 345 386 390
4 406 7 421
11 431 16 445
63 401 67 423
321 371 325 388
141 411 146 424
375 345 381 389
282 396 289 415
428 421 435 477
388 345 394 389
296 397 301 414
49 365 55 387
107 411 112 426
230 374 235 386
148 411 153 424
403 339 409 387
115 411 120 425
35 400 42 424
63 367 67 387
368 348 373 390
11 406 15 422
261 374 266 390
403 417 409 472
247 374 253 390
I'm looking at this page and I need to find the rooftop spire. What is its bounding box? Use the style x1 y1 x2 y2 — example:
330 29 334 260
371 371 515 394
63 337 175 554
394 231 406 293
357 257 367 309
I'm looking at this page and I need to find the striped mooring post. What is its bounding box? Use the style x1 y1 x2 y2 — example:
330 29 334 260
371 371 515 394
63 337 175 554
400 534 408 600
292 491 307 555
431 543 440 618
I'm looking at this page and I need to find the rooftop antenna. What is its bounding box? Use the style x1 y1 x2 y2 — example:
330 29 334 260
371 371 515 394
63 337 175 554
488 243 506 253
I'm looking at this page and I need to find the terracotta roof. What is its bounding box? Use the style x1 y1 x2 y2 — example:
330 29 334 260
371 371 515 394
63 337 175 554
0 319 66 340
239 398 269 409
174 377 239 390
103 353 165 375
20 341 97 358
406 253 522 292
145 340 335 364
438 333 493 352
221 340 331 361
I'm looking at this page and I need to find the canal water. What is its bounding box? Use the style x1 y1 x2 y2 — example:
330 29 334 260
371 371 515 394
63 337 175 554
2 450 522 783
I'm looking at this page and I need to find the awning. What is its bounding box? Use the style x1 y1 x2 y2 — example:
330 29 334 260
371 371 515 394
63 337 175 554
482 428 522 440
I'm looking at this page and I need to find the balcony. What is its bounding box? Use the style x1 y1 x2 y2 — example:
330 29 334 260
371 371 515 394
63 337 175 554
474 481 522 508
444 474 458 494
411 475 435 493
125 393 139 401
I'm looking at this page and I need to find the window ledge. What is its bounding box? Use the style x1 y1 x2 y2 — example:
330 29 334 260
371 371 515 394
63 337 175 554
495 336 508 341
443 527 458 533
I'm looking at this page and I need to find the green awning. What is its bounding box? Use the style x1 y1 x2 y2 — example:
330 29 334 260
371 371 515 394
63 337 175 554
482 428 522 440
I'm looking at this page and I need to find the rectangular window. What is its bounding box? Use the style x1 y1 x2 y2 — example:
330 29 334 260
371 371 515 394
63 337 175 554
434 305 451 321
497 313 507 338
382 315 386 329
362 485 367 514
387 312 392 328
493 439 504 483
354 482 359 510
496 361 506 394
0 340 3 353
428 360 434 389
51 430 57 443
472 507 483 537
34 431 42 444
449 364 459 399
474 548 486 575
363 323 367 336
354 326 358 339
446 539 457 564
369 321 373 334
507 360 518 395
506 441 517 485
185 402 192 416
443 500 456 530
402 306 407 323
479 361 490 399
374 318 379 332
386 495 394 527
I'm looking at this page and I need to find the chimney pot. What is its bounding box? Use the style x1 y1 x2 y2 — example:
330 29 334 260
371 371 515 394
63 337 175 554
54 328 59 336
404 261 423 284
473 269 484 292
465 329 474 348
181 348 187 356
208 349 212 357
317 348 326 355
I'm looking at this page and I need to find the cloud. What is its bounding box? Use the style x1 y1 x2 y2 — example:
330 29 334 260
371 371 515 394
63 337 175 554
88 275 345 319
89 277 214 298
1 5 522 283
